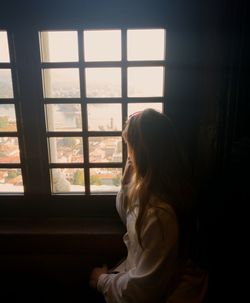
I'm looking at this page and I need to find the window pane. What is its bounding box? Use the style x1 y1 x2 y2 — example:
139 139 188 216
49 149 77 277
89 137 122 163
128 67 164 97
42 68 80 98
40 31 78 62
51 168 85 193
87 103 121 131
127 29 165 61
90 168 122 192
0 31 10 62
85 68 121 98
84 30 121 62
128 103 163 117
0 137 20 163
45 104 82 132
48 137 83 163
0 169 24 193
0 104 17 131
0 69 13 98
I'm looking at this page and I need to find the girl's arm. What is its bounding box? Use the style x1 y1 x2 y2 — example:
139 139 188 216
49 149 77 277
97 208 179 303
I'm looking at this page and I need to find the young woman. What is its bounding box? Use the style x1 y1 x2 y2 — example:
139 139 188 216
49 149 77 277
90 109 208 303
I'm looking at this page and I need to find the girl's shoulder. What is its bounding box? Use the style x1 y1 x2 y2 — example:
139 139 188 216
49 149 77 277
141 198 179 245
149 197 176 217
145 197 178 228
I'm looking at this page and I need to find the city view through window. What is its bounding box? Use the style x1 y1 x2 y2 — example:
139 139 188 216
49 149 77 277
0 29 165 194
0 31 24 193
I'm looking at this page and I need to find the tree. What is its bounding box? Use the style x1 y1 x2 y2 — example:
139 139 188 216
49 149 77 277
61 137 77 147
90 174 102 185
7 170 18 180
0 117 8 129
73 170 84 185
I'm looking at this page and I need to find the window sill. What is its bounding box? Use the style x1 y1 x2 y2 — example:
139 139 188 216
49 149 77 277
0 217 126 254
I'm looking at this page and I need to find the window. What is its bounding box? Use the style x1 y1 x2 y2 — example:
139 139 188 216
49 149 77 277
39 29 166 195
0 28 166 200
0 31 24 193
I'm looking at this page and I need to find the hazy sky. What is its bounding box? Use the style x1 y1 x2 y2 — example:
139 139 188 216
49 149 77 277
0 31 10 62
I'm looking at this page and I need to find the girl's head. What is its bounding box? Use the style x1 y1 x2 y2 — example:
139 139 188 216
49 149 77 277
123 109 189 202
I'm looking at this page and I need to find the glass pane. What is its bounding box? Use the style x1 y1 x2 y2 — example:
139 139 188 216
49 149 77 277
42 68 80 98
0 169 24 193
89 137 122 163
90 168 122 192
0 31 10 62
87 103 122 131
40 31 78 62
0 137 20 163
48 137 83 163
0 104 17 131
0 69 13 98
45 104 82 132
84 30 121 62
128 67 164 97
128 103 163 117
127 29 165 61
51 168 85 193
85 68 121 98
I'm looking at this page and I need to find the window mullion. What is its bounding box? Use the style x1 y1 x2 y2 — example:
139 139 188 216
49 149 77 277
79 30 90 194
121 29 128 166
13 27 50 196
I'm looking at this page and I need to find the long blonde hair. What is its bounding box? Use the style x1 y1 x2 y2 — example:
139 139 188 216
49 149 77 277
122 109 193 247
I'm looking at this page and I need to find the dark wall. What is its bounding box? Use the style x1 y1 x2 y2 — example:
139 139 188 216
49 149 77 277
0 0 249 302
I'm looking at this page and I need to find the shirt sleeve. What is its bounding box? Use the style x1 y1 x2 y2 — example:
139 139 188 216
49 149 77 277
97 208 179 303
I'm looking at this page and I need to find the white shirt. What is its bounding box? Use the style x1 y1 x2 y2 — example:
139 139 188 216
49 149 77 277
97 187 179 303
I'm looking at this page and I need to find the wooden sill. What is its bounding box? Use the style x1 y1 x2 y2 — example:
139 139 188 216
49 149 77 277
0 217 126 254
